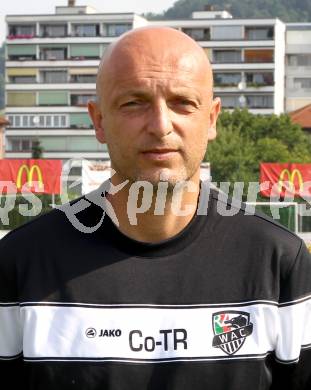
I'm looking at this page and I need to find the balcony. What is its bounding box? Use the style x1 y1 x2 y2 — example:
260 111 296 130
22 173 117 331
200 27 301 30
103 23 132 37
7 34 35 40
40 71 68 84
217 94 274 109
182 28 210 41
72 24 100 38
245 27 274 41
8 24 36 40
214 73 242 87
8 55 36 61
39 48 68 61
70 75 97 83
245 72 274 87
8 76 36 84
39 24 67 38
213 50 242 64
244 50 274 63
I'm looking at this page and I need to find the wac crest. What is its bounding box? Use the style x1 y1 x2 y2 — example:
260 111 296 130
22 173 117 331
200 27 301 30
212 311 253 356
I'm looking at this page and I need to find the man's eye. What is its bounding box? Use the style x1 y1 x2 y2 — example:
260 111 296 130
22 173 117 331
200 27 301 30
170 99 197 111
121 101 141 108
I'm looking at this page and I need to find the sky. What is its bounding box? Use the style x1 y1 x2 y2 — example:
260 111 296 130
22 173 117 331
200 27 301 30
0 0 176 44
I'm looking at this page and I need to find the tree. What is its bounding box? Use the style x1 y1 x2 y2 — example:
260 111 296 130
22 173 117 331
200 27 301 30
31 139 44 159
147 0 311 22
205 109 311 196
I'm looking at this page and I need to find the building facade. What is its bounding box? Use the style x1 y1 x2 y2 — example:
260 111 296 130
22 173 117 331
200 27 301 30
4 4 299 163
285 23 311 112
0 117 10 158
152 11 286 116
5 5 147 161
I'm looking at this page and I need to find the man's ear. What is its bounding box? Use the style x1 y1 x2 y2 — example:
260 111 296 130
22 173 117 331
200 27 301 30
88 100 106 144
208 97 221 141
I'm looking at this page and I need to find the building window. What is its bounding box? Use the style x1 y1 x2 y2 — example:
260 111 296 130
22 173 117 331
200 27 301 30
71 74 96 83
288 54 311 66
40 48 67 61
245 27 274 40
213 50 242 63
244 49 274 63
40 24 67 38
8 24 36 39
218 95 240 108
8 54 36 61
21 139 30 150
293 78 311 89
7 116 14 127
71 94 96 106
104 24 131 37
246 72 274 86
40 70 67 83
182 28 210 41
70 44 100 59
7 114 68 128
9 138 34 152
11 139 21 151
246 95 273 108
8 75 36 84
211 26 243 40
72 24 99 37
214 73 242 86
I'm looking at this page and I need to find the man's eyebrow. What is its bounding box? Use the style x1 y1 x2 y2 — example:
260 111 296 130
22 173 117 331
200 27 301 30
112 90 151 104
112 88 203 105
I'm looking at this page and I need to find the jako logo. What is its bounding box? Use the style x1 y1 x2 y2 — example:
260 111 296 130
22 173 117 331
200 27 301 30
85 328 97 338
85 328 122 338
16 164 44 191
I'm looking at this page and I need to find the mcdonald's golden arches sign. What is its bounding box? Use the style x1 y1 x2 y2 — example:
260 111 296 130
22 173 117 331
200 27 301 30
0 159 62 194
260 163 311 198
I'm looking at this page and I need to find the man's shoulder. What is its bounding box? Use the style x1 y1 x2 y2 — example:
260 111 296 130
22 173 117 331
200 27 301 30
0 191 107 251
209 187 303 257
0 207 65 249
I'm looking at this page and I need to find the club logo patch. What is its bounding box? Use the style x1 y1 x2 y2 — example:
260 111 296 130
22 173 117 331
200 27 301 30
212 311 253 356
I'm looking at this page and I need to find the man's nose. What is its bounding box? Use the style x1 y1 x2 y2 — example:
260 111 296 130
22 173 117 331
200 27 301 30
146 101 174 138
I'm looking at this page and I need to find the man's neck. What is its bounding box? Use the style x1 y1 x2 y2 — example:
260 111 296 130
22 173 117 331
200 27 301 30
106 176 201 243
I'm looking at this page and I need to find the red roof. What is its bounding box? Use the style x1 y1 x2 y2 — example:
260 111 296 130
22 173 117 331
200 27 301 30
289 104 311 128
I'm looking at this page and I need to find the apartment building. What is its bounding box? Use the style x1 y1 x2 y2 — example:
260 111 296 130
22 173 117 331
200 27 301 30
151 10 286 116
5 4 147 160
285 23 311 112
4 3 286 162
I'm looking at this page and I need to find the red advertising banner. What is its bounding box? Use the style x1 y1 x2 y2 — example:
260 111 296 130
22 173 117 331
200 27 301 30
0 159 62 194
260 163 311 198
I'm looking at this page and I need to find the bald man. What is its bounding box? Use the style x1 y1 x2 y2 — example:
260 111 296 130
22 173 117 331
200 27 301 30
0 27 310 390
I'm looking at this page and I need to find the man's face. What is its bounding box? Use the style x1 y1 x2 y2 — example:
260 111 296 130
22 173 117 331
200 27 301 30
90 32 220 187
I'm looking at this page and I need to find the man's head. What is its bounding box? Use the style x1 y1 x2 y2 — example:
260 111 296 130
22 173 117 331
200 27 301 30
88 26 221 188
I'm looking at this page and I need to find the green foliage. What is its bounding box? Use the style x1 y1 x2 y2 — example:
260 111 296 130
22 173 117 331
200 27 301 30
205 109 311 192
0 194 57 230
148 0 311 22
31 139 44 159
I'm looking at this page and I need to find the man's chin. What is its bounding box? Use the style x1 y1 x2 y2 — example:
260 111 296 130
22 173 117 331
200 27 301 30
129 168 192 189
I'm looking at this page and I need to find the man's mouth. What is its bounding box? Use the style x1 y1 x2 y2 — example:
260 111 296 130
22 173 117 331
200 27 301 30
141 148 179 160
